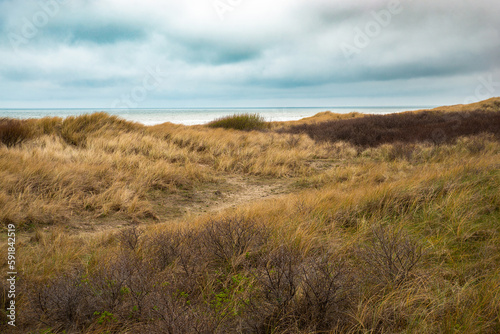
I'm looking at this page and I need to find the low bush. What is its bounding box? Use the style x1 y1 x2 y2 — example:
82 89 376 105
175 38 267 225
199 217 269 269
283 110 500 147
20 220 357 333
118 226 143 251
29 270 96 332
357 224 423 288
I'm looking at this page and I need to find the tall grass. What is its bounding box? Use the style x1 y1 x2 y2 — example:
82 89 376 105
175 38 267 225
0 113 331 228
207 113 269 131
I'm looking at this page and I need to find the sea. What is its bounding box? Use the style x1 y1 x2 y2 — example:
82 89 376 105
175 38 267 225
0 107 433 126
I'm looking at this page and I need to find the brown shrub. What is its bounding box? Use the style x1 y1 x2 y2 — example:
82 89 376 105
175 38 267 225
295 256 353 331
357 224 423 288
283 110 500 147
118 226 143 251
28 270 96 332
199 217 269 269
245 245 354 333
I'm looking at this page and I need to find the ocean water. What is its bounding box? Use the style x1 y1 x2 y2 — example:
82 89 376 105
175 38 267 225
0 107 432 126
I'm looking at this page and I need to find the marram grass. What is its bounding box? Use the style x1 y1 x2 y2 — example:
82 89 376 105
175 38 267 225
206 113 269 131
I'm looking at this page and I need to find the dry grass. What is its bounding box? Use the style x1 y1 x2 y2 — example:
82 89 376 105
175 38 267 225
1 99 500 333
271 111 365 129
0 113 332 229
414 96 500 113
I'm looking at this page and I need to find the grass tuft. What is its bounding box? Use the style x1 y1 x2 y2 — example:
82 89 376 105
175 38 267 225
207 113 269 131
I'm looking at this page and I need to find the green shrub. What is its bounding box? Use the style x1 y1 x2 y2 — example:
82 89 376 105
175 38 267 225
207 113 269 131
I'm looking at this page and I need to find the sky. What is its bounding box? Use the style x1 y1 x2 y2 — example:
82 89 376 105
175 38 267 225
0 0 499 108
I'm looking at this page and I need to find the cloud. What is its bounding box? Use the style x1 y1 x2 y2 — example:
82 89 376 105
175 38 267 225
0 0 499 107
45 21 148 45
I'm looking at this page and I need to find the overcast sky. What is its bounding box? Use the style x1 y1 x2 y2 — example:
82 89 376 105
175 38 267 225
0 0 499 108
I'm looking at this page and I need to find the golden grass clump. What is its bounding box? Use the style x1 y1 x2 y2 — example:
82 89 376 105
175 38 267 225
206 113 269 131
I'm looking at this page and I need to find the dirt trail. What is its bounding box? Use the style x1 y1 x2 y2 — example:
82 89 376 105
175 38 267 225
51 175 294 238
207 176 290 213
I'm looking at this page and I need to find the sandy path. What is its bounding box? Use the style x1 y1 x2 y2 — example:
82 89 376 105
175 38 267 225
208 176 289 212
44 175 294 239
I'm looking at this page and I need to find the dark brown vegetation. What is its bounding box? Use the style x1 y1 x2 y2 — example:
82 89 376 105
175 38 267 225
0 119 32 147
283 107 500 147
20 219 419 333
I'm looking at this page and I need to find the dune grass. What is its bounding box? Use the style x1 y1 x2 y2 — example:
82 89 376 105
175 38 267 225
0 112 331 229
207 113 270 131
0 98 500 333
